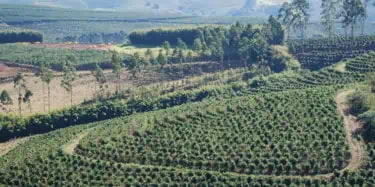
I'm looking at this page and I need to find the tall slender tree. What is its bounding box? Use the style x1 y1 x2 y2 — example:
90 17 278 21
91 63 106 97
340 0 365 37
13 72 26 116
278 2 294 39
157 49 167 68
177 38 187 50
361 0 371 35
61 58 77 107
192 38 203 52
163 41 171 57
291 0 310 40
111 51 122 94
40 63 53 112
321 0 339 39
23 89 33 113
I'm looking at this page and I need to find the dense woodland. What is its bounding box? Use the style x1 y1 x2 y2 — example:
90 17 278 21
0 30 43 44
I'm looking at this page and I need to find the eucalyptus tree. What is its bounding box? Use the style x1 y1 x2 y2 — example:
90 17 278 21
361 0 371 35
340 0 365 38
13 72 26 116
321 0 339 39
278 2 294 39
61 58 77 107
163 41 171 57
291 0 310 40
177 49 186 64
40 62 53 112
177 38 187 50
23 89 33 113
91 63 106 97
111 51 122 94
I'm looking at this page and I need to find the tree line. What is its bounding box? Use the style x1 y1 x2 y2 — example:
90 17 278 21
0 30 43 44
128 28 201 46
278 0 373 39
126 17 286 75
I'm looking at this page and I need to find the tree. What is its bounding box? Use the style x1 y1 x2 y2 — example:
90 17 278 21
172 48 179 57
157 49 168 68
0 90 13 113
361 0 371 35
177 38 187 50
23 89 33 113
321 0 339 39
40 62 53 112
238 37 251 67
126 53 141 78
61 58 77 107
192 38 203 52
13 72 26 116
278 2 294 39
264 16 285 45
187 51 193 62
340 0 365 37
177 49 186 64
91 63 106 97
249 33 270 63
163 41 171 56
145 48 153 58
291 0 310 40
111 51 122 94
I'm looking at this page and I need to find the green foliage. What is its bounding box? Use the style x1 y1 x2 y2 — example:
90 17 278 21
13 72 27 116
263 16 285 45
0 90 12 105
177 38 187 49
321 0 339 38
0 65 368 142
157 49 168 68
348 91 369 114
129 28 201 46
278 0 310 39
345 52 375 73
289 36 375 70
0 30 42 44
339 0 366 37
0 44 116 70
79 88 349 176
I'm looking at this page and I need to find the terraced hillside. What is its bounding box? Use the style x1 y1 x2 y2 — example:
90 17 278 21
0 85 370 186
289 36 375 70
345 52 375 73
2 37 375 185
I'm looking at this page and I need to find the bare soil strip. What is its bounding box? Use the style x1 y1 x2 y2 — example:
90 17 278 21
336 90 365 172
62 132 89 155
0 137 30 157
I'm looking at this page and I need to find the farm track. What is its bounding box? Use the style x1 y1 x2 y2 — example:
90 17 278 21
0 137 30 157
1 90 365 180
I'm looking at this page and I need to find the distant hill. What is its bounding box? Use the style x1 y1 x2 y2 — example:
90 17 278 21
0 0 286 17
0 0 374 21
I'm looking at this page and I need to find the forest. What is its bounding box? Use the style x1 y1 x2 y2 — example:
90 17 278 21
0 30 43 44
